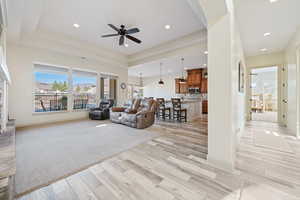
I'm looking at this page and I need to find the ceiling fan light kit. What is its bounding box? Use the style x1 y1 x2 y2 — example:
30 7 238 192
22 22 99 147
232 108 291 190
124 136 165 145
102 24 142 46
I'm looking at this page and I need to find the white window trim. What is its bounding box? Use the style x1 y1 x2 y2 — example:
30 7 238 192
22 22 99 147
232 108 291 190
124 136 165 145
72 68 98 110
32 62 119 114
32 63 70 114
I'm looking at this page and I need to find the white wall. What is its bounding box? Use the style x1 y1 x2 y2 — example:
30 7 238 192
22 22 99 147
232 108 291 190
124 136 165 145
200 0 246 172
284 28 300 137
0 1 10 131
7 44 128 127
232 16 247 142
128 76 141 86
246 51 285 68
143 73 179 99
128 31 207 67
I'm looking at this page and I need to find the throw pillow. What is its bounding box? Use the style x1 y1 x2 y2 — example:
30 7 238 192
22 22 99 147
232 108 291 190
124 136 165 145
111 107 125 112
125 108 138 114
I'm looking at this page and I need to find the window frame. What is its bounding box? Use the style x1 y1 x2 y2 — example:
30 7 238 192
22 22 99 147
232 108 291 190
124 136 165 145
32 62 118 114
71 68 99 111
32 62 70 114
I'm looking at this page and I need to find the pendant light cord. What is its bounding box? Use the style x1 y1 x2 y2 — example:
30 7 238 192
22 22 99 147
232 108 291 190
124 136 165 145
160 63 162 80
181 58 185 80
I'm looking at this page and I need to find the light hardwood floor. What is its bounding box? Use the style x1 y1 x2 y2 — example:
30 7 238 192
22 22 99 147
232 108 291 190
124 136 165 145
17 119 300 200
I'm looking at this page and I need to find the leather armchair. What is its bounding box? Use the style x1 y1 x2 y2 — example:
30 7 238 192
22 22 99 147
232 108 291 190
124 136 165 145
89 99 114 120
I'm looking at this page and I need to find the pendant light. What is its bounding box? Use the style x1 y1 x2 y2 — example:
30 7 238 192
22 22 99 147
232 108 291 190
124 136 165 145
158 62 164 85
139 72 143 87
179 58 186 83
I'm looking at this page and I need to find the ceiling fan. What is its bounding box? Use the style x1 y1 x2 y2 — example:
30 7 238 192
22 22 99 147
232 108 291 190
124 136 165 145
101 24 142 46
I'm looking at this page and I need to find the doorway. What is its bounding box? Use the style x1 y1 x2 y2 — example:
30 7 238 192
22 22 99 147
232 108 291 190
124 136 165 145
250 66 278 123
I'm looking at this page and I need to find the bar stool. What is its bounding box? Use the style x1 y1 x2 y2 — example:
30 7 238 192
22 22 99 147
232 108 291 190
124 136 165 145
171 98 187 122
156 98 171 120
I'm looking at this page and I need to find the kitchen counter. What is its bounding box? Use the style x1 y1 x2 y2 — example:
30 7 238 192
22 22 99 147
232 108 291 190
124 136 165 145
165 100 203 122
165 99 200 103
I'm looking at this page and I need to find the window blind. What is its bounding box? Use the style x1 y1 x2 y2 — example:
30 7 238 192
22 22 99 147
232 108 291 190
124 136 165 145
34 64 69 74
72 69 97 77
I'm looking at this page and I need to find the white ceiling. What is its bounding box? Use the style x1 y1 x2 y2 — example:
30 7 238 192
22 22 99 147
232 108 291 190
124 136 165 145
128 55 207 78
7 0 205 55
236 0 300 56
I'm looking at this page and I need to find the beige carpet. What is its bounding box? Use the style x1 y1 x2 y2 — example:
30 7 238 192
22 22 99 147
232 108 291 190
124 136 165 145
15 120 158 196
254 130 293 153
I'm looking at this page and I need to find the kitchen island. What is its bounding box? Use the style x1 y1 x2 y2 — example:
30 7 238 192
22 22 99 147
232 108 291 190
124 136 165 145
165 99 203 122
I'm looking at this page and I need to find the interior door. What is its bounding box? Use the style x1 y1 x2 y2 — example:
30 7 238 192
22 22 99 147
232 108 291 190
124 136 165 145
249 71 255 121
278 65 288 126
249 66 284 123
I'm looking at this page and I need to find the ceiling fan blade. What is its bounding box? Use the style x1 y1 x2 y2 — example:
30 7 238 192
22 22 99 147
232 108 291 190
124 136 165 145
126 28 140 35
119 35 125 46
126 35 141 44
108 24 120 32
101 34 119 38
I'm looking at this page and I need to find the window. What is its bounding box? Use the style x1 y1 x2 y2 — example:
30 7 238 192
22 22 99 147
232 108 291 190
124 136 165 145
34 65 69 112
33 64 118 113
72 70 97 110
102 77 110 100
127 84 133 99
100 75 117 102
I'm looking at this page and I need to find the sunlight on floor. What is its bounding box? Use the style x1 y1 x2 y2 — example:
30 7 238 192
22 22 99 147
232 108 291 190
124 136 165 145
239 184 298 200
96 124 108 128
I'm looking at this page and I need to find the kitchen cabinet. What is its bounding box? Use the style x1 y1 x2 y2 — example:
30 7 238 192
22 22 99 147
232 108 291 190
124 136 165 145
175 79 188 94
175 79 180 93
180 82 188 93
200 78 207 93
175 68 208 94
187 69 201 87
200 68 208 93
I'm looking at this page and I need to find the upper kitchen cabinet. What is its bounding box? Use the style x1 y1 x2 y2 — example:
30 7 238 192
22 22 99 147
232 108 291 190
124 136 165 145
200 68 208 93
180 81 188 93
175 68 207 94
200 78 207 93
187 69 201 87
175 78 188 94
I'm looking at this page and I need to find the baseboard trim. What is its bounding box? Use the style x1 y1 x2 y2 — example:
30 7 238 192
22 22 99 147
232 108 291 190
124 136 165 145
16 117 90 130
207 156 240 175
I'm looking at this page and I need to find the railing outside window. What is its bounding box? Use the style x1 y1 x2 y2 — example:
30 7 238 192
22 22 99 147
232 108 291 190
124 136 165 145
73 94 96 110
34 93 68 112
34 64 118 113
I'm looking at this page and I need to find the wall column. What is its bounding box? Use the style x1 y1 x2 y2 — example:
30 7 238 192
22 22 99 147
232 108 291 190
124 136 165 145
193 0 245 172
297 48 300 138
207 14 236 172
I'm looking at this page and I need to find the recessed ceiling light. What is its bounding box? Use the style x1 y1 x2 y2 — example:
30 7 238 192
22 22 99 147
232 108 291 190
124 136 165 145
264 32 271 36
204 51 208 55
260 48 267 52
270 0 278 3
164 25 171 30
73 23 80 28
124 44 129 47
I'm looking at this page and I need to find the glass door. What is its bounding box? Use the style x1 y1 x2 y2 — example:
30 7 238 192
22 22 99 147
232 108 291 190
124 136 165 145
250 66 278 123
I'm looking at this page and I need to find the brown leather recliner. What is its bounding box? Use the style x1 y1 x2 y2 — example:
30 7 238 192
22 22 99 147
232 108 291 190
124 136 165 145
110 98 157 129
